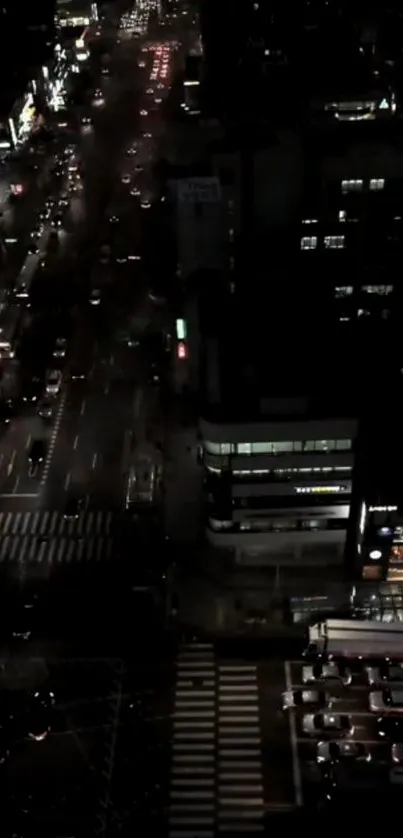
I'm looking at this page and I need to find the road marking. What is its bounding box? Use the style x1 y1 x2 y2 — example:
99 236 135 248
40 391 66 488
81 399 86 415
0 493 39 499
92 452 98 469
25 434 31 450
104 382 110 395
64 472 71 491
73 435 79 449
7 449 16 476
284 660 303 807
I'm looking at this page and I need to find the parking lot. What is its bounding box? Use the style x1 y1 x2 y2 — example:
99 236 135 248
285 657 400 809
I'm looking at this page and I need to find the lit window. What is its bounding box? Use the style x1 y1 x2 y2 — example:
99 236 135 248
324 235 345 249
338 210 346 222
341 179 363 194
237 443 252 454
369 178 385 191
362 285 393 295
334 286 353 297
301 236 317 250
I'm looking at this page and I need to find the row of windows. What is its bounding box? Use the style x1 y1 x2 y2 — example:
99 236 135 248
301 235 345 250
208 517 348 533
228 495 350 510
204 440 353 456
341 178 385 193
334 285 394 298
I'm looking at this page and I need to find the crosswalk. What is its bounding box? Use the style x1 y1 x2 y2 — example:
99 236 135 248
0 510 114 564
0 510 113 537
169 641 265 837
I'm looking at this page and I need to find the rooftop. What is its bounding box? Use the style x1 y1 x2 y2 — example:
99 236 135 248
200 294 402 424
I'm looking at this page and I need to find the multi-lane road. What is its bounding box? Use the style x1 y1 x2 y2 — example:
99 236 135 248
0 6 183 521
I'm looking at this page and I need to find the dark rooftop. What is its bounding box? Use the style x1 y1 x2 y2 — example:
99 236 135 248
200 295 402 424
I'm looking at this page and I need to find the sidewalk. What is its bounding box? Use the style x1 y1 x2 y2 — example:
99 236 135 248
163 422 203 543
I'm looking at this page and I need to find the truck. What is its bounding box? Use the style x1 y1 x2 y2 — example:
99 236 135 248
305 618 403 662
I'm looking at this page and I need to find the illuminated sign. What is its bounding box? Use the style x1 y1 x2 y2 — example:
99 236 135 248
359 502 367 535
58 15 90 27
295 485 347 494
176 318 187 340
369 549 382 560
369 505 397 512
177 342 187 360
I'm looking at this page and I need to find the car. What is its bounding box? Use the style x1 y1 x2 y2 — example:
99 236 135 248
45 369 62 396
127 147 137 155
10 593 38 641
64 496 83 519
140 108 148 116
53 336 67 358
58 192 69 207
130 187 140 197
141 198 151 209
30 225 43 240
51 213 63 228
70 365 86 381
109 215 119 224
81 115 91 125
302 713 353 738
39 207 51 221
377 715 403 739
89 288 101 306
317 740 371 764
28 242 39 254
282 689 332 711
366 663 403 686
22 377 42 403
138 60 146 67
37 399 53 421
134 164 143 173
121 174 131 184
302 661 352 687
369 688 403 715
0 399 14 425
26 690 55 741
28 439 46 477
14 281 30 302
391 742 403 764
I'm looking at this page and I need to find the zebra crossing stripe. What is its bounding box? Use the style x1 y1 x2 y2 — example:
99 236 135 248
0 510 113 537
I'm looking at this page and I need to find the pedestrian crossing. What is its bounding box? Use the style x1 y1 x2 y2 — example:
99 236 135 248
0 510 113 537
169 641 265 837
0 510 114 564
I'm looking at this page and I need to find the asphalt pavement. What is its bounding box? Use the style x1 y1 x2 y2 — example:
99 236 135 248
0 4 210 835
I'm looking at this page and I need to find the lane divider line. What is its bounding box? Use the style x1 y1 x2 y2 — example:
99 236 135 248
40 390 66 487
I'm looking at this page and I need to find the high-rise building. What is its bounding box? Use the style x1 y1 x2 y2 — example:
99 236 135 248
186 0 403 581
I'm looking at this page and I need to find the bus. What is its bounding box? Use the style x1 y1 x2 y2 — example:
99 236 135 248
305 618 403 661
125 456 159 510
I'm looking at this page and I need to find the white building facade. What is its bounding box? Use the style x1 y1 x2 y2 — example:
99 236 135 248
200 414 357 567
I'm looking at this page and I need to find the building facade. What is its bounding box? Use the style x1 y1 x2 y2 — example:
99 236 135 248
201 410 356 567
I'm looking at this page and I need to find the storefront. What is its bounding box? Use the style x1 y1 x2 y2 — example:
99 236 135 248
4 92 39 149
355 501 403 581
